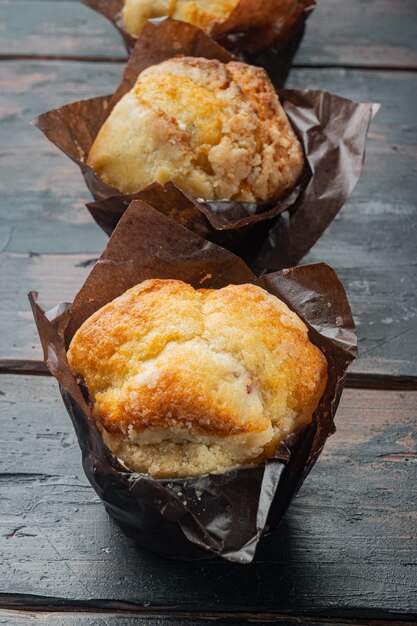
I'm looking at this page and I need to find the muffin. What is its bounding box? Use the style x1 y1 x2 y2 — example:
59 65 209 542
67 279 327 478
87 56 304 203
122 0 240 38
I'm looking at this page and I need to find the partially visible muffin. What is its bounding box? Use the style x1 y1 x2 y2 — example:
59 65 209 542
122 0 239 38
87 57 304 202
67 279 327 478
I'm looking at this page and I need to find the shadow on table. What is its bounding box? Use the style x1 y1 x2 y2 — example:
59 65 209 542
107 514 300 610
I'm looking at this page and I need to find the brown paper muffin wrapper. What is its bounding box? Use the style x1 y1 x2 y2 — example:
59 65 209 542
29 201 356 563
79 0 315 59
35 19 378 272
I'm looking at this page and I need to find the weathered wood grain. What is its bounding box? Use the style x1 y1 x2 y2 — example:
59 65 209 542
0 61 114 255
1 0 417 68
1 0 416 621
1 610 416 626
300 0 417 68
1 64 416 374
1 616 170 626
0 359 49 376
1 63 415 255
0 252 92 361
1 376 416 614
0 0 125 61
2 360 417 392
1 62 416 257
1 251 416 375
0 617 345 626
2 612 416 626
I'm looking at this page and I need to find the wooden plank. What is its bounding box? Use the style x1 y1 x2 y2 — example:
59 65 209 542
299 0 417 68
0 253 92 361
0 0 126 61
330 267 417 377
1 0 417 69
1 612 416 626
0 377 416 615
3 617 165 626
1 62 416 256
2 360 417 392
0 62 416 374
0 616 329 626
0 61 115 256
1 252 416 375
290 67 417 376
2 614 416 626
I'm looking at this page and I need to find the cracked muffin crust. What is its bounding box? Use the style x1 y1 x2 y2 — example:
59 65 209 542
67 279 327 478
87 56 304 202
122 0 239 38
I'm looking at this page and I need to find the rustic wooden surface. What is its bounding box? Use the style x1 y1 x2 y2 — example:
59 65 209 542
1 379 416 622
1 615 416 626
3 617 415 626
1 0 416 624
0 62 416 374
1 0 416 68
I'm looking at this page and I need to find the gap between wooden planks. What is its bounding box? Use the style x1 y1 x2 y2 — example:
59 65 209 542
1 358 417 391
1 0 417 69
0 602 416 626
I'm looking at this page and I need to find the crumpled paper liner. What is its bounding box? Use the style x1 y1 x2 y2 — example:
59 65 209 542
29 201 356 563
35 19 378 272
79 0 315 58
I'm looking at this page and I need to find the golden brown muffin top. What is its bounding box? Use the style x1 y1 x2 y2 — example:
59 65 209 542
87 57 304 202
68 280 327 448
122 0 239 38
